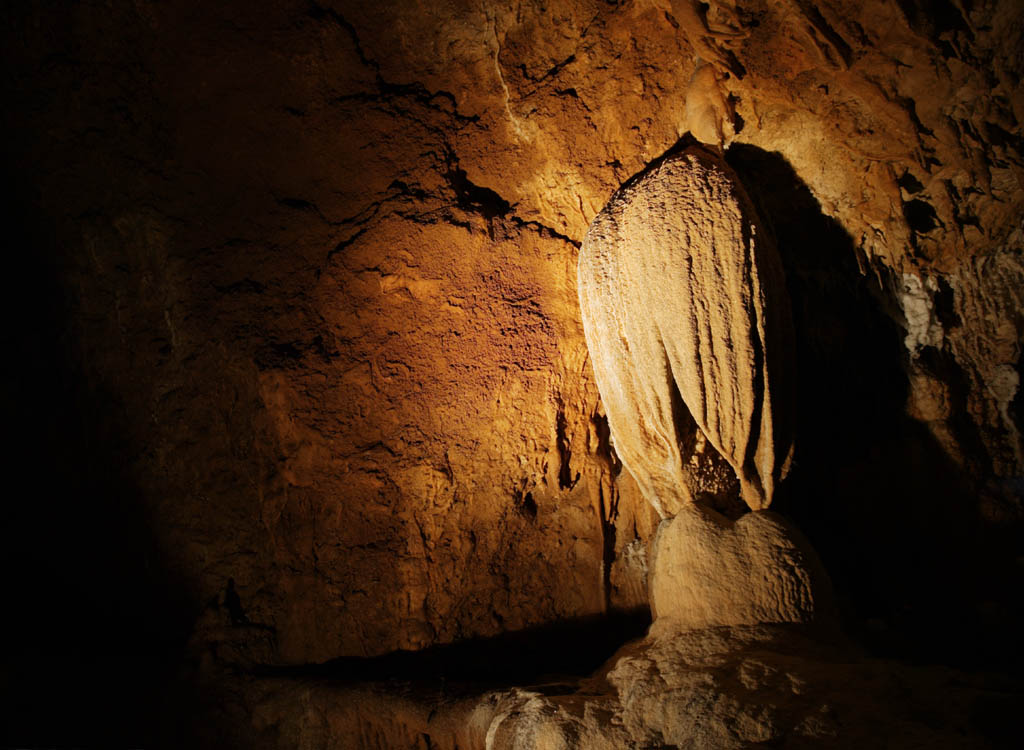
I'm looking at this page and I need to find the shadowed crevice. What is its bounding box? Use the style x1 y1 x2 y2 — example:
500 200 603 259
248 610 652 692
726 144 1013 671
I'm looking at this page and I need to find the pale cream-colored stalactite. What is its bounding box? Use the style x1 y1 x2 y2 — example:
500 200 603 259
685 62 736 149
578 147 795 516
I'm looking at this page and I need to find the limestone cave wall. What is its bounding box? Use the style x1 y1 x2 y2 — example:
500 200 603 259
2 0 1022 746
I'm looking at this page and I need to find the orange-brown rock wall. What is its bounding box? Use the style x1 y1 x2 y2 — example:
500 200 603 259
3 0 1022 670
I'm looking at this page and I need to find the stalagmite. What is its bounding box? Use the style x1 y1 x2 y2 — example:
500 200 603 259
578 146 795 517
648 503 833 628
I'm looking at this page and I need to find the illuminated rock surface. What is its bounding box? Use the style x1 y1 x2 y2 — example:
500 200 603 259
579 147 795 515
649 504 832 627
177 622 1017 749
3 0 1024 746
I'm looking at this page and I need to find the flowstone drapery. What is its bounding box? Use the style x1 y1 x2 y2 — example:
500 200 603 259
579 147 832 628
578 146 796 518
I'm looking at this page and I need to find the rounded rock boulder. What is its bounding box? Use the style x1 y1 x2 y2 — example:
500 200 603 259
649 503 835 629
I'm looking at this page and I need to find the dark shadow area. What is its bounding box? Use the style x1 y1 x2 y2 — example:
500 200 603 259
0 173 192 748
727 145 1020 674
161 607 651 748
249 609 652 694
895 0 971 40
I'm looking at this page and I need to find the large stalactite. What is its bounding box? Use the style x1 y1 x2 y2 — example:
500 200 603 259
3 0 1023 747
578 145 796 517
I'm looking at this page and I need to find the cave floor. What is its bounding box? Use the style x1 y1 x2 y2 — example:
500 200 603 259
164 616 1024 749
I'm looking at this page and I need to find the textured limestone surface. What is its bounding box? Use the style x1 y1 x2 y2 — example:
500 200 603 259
649 504 833 627
579 147 795 515
3 0 1024 744
4 0 1019 663
179 623 1023 749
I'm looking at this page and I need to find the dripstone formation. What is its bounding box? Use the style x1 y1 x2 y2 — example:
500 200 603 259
578 147 796 517
4 0 1023 747
649 504 833 628
578 145 830 631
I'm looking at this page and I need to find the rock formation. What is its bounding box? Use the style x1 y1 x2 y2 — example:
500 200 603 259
181 622 1018 749
3 0 1024 746
579 146 795 515
649 504 833 627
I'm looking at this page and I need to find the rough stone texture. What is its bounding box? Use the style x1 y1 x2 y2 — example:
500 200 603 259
915 249 1024 479
649 504 832 627
579 147 795 515
5 0 1021 665
3 0 1024 744
178 623 1023 749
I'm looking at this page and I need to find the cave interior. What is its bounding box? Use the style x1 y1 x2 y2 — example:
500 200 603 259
2 0 1024 747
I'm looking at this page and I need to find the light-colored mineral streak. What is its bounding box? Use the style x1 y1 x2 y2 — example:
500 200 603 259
578 147 795 516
